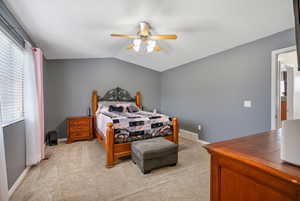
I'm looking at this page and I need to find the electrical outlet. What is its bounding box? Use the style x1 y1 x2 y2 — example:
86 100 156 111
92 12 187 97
244 100 252 108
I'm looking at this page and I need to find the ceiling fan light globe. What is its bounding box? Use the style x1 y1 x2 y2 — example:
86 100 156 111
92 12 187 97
133 45 140 52
133 39 141 46
147 40 156 47
147 45 154 53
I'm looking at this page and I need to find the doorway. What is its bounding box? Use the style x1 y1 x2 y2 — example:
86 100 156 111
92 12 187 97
271 46 299 129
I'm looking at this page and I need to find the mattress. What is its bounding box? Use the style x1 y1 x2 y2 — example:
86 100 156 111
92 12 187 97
96 111 172 144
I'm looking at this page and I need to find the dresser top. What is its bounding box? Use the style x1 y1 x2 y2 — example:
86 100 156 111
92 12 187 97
204 129 300 185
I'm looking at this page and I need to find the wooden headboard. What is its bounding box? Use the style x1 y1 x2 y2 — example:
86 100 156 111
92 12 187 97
91 87 141 117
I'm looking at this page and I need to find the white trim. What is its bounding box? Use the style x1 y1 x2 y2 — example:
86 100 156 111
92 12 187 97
180 129 210 145
271 46 296 130
0 127 9 201
1 118 25 128
180 129 198 141
198 139 210 145
286 67 296 120
8 166 30 198
58 138 67 143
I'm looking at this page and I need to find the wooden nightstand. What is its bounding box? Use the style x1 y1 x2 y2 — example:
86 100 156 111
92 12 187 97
67 116 93 144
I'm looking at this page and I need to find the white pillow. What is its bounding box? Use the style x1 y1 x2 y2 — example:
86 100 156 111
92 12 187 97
97 102 137 113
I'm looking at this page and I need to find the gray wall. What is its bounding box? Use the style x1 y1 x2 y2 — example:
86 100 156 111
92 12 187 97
160 29 296 142
44 58 161 138
3 120 26 189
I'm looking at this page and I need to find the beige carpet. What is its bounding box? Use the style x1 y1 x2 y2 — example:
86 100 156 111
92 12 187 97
10 137 210 201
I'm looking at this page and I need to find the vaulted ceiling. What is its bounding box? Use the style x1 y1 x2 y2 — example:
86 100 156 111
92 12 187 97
4 0 294 71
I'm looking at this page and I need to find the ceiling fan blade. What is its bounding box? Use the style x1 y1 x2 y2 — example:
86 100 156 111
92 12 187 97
154 45 161 51
111 34 139 39
150 35 177 40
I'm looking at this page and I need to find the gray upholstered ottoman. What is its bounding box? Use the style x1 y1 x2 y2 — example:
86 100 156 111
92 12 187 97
131 137 178 174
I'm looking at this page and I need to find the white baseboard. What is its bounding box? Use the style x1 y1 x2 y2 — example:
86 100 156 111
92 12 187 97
58 138 67 143
180 129 210 145
8 166 30 198
180 129 198 141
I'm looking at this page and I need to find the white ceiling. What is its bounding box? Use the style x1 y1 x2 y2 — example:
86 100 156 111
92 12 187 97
4 0 295 71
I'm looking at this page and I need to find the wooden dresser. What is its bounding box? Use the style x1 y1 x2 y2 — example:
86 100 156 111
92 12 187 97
204 130 300 201
67 116 93 144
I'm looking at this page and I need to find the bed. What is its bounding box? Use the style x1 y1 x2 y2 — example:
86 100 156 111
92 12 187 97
91 87 179 168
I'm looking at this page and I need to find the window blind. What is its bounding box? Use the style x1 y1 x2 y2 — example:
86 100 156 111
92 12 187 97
0 29 24 125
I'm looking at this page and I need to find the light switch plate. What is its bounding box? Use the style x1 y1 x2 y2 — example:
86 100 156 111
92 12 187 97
244 100 252 108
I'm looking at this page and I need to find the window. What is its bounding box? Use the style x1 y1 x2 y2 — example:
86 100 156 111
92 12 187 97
0 29 24 125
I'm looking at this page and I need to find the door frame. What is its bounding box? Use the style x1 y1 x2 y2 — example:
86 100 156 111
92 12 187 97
271 45 296 130
286 66 296 120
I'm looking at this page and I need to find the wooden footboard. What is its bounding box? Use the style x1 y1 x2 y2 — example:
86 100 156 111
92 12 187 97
103 117 179 168
92 89 179 168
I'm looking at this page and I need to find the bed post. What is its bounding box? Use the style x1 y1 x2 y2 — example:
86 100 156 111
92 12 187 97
92 90 98 136
172 118 179 144
136 91 141 108
92 90 98 114
106 122 114 168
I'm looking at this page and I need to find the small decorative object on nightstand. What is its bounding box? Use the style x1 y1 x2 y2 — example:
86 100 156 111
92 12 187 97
67 116 93 144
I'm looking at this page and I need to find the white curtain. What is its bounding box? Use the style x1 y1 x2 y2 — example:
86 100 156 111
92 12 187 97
24 41 43 166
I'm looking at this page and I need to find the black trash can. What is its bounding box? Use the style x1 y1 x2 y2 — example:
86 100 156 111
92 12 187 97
46 131 58 146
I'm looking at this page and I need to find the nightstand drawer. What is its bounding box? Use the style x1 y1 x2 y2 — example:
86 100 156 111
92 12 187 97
67 116 93 144
69 125 89 132
69 119 90 127
70 130 90 138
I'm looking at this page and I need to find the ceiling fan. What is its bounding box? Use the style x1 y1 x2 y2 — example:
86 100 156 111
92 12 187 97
111 21 177 53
